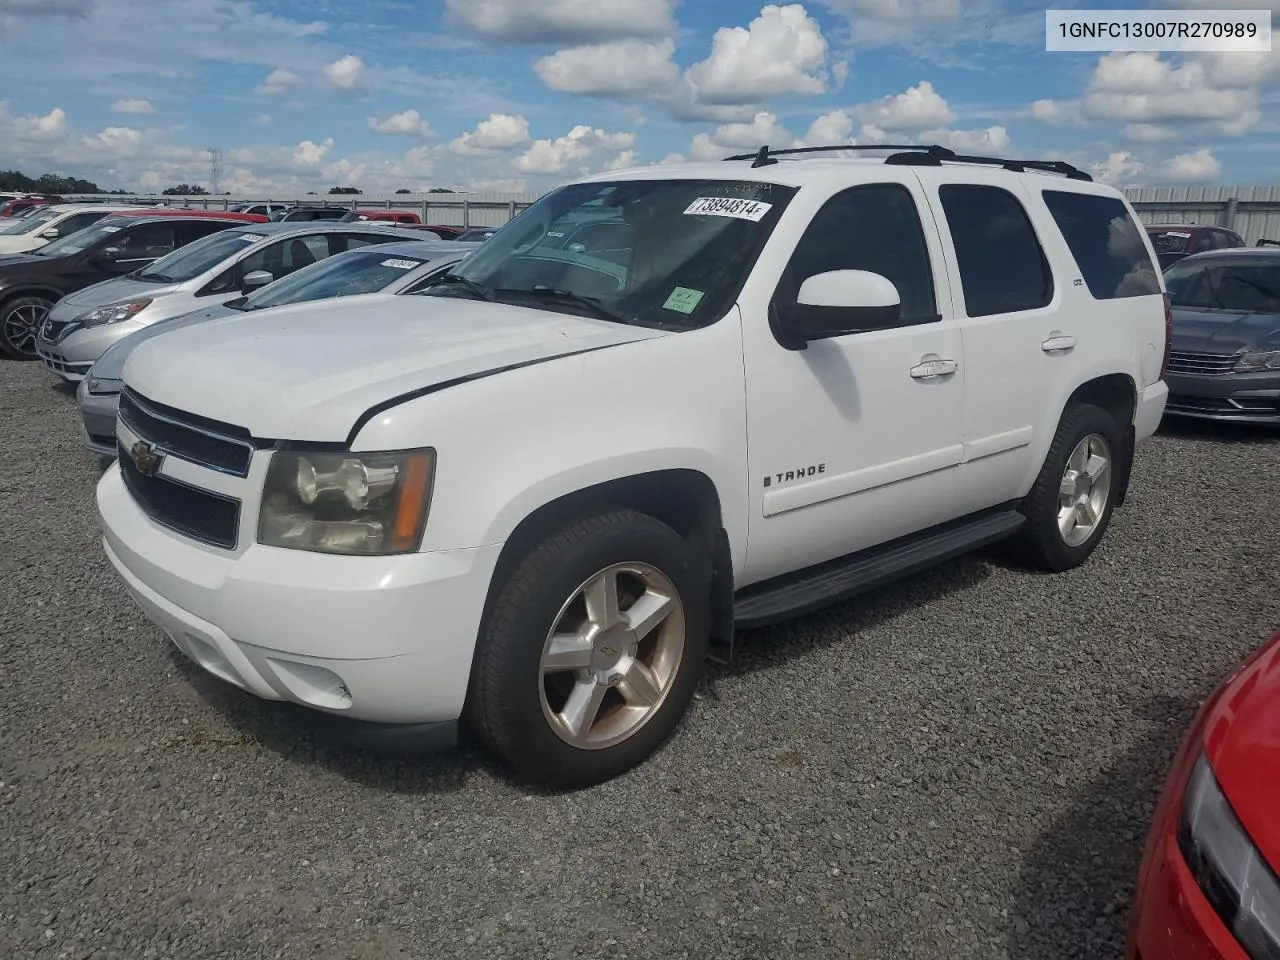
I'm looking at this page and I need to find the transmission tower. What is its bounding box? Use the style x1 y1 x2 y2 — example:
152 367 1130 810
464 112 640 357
207 147 223 195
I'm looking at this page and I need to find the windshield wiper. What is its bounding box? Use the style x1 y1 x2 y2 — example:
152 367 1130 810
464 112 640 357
503 285 628 325
427 272 494 302
135 272 175 283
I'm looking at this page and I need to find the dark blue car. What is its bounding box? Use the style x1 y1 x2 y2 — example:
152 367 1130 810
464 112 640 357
1162 246 1280 424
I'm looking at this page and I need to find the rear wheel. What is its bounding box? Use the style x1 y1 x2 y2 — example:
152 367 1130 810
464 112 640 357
1016 402 1125 571
468 509 710 789
0 295 53 360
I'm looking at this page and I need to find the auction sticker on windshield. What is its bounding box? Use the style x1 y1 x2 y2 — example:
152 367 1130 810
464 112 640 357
663 287 705 314
683 197 773 221
239 234 265 242
380 258 422 269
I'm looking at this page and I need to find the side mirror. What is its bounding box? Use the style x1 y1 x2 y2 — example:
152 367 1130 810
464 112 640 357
242 269 273 290
39 227 59 240
779 269 902 349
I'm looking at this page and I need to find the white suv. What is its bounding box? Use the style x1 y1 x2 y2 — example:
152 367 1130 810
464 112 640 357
95 145 1170 788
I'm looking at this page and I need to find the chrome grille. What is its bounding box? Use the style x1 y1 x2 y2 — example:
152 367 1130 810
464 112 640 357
117 439 241 549
1165 351 1238 377
118 388 254 477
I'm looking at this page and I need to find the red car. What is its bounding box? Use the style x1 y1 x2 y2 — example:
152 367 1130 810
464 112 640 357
1126 629 1280 960
115 209 270 223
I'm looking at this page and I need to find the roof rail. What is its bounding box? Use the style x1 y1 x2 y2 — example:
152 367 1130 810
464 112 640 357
721 142 1092 181
723 143 956 167
884 149 1093 181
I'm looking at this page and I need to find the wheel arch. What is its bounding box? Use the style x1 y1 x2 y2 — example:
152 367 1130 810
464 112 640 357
0 285 66 306
1062 372 1138 508
477 468 736 666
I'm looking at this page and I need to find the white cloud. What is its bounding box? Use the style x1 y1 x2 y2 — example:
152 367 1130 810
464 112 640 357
605 149 639 171
1164 148 1220 182
367 108 431 137
534 39 679 98
1083 52 1258 127
444 0 677 43
111 98 155 115
804 109 854 144
5 104 68 142
1030 98 1073 124
1090 150 1145 186
250 113 271 126
855 80 954 129
916 124 1010 153
82 125 146 157
449 112 531 153
515 124 636 174
255 67 300 95
292 137 334 167
685 4 830 105
690 111 799 160
821 0 961 22
323 54 366 94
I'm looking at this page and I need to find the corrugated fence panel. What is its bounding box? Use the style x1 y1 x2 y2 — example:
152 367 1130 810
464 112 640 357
1124 185 1280 245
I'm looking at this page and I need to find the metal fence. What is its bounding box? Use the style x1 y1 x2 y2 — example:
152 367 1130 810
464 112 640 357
62 184 1280 241
60 192 541 228
1123 185 1280 245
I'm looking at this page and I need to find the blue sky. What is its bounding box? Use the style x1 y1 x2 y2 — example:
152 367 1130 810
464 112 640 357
0 0 1276 194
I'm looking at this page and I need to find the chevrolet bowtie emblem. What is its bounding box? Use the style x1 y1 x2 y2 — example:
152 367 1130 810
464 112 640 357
130 440 164 476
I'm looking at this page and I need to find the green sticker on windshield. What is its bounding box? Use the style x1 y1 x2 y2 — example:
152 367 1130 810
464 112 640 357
663 287 704 314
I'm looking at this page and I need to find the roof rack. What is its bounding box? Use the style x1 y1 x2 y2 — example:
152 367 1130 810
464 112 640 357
722 142 1093 181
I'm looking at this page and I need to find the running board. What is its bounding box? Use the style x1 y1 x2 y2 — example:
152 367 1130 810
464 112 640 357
732 509 1026 630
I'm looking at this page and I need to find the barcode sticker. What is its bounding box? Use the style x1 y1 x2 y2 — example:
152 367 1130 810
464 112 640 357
239 233 265 241
381 258 421 269
683 197 773 221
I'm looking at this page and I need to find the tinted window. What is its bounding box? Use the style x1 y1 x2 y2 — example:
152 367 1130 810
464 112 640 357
240 233 332 280
113 223 178 261
176 219 238 244
338 233 402 251
134 228 263 282
1163 259 1280 313
940 184 1053 316
53 211 108 236
236 248 434 310
1041 190 1161 300
775 183 938 327
1148 229 1191 254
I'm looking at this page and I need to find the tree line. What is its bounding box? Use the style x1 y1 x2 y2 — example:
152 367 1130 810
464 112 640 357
1 169 460 197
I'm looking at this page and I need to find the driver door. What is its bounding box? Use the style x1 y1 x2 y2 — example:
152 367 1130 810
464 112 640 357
739 179 967 585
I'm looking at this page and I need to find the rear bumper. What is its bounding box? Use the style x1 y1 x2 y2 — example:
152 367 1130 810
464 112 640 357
1163 370 1280 424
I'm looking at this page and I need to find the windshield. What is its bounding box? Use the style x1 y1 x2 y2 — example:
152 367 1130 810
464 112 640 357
424 178 797 329
34 218 128 257
236 247 437 309
1148 229 1192 254
0 207 59 235
133 227 262 282
1164 259 1280 313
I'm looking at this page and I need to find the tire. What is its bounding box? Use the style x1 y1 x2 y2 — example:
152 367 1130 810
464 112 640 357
0 295 53 360
1015 402 1126 572
467 508 711 789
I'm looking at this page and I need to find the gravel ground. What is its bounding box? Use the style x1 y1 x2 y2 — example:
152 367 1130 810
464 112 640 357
2 356 1279 960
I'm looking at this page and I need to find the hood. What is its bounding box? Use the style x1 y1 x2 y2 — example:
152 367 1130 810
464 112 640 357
56 275 184 312
1203 631 1280 872
1170 307 1280 355
90 303 239 381
0 235 41 254
0 252 47 270
121 294 669 441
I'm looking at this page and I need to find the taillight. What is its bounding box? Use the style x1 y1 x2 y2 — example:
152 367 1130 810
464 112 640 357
1159 292 1172 380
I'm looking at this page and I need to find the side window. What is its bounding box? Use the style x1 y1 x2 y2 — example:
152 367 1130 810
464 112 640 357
178 220 238 244
938 184 1053 317
775 183 939 327
1189 230 1214 253
1041 190 1160 299
337 233 402 252
113 223 178 261
240 234 331 280
56 211 106 235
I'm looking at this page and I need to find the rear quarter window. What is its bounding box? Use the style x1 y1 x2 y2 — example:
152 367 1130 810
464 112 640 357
1041 190 1161 299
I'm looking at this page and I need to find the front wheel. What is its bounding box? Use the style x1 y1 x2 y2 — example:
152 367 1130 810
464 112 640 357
467 508 710 789
0 295 53 360
1016 402 1125 571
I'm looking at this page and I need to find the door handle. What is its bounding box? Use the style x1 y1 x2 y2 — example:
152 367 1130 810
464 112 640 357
909 358 958 380
1042 335 1076 353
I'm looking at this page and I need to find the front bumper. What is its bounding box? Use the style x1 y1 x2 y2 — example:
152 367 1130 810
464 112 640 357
1126 831 1249 960
37 317 148 382
1134 380 1170 445
76 379 120 456
1163 370 1280 424
96 460 503 734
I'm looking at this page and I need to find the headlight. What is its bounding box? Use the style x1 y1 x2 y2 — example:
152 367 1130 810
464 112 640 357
257 447 435 556
76 299 152 327
1234 350 1280 373
1177 752 1280 959
85 375 123 395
